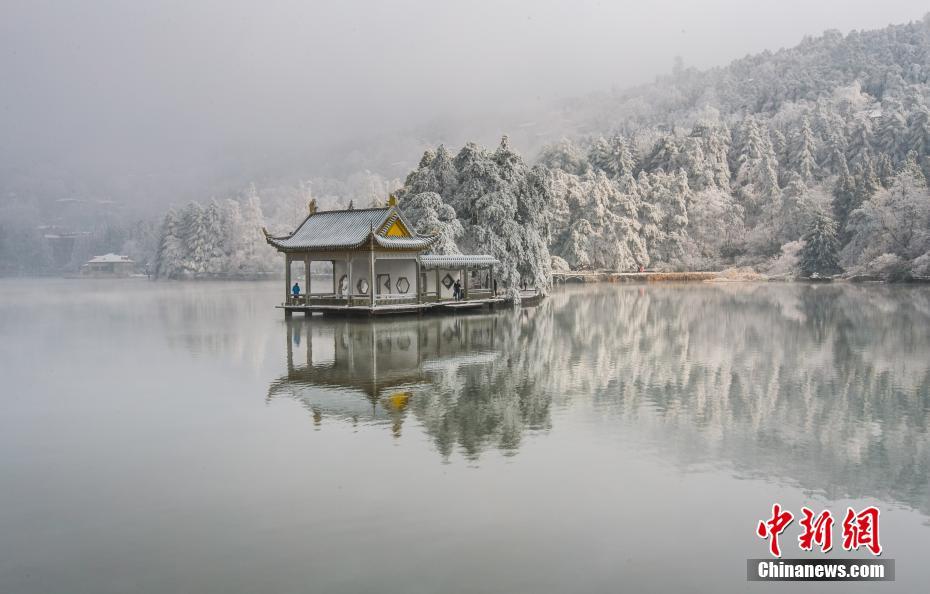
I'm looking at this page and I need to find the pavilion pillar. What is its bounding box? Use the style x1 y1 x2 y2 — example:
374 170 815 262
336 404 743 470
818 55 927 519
285 254 291 294
305 254 311 297
286 254 293 299
369 249 376 308
284 253 292 317
415 256 422 304
435 268 441 301
346 255 353 307
461 267 468 300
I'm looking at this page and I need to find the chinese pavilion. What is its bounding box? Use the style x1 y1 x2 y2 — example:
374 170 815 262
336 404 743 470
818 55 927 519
263 199 502 315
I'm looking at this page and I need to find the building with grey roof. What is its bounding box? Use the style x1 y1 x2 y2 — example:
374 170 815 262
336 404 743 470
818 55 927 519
264 198 503 315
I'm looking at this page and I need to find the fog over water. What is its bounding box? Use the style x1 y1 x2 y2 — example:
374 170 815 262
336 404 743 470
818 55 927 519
2 0 928 206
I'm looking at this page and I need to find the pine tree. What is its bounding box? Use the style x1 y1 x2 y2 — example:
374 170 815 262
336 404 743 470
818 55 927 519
814 104 848 172
733 116 780 221
589 134 636 179
831 160 858 243
855 159 881 206
699 123 732 192
877 98 907 162
238 184 272 274
875 153 895 188
180 202 208 275
648 169 691 264
846 113 874 168
907 104 930 157
790 116 818 182
779 174 812 242
642 135 683 174
203 200 226 275
154 209 186 279
537 139 589 175
800 210 842 276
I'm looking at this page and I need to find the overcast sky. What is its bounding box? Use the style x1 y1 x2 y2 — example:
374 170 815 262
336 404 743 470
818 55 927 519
1 0 928 199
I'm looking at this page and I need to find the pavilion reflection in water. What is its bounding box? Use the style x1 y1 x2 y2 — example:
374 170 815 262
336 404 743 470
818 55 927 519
268 314 505 437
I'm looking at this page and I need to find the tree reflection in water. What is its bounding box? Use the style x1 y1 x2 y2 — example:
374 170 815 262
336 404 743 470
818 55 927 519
269 309 552 457
268 283 930 514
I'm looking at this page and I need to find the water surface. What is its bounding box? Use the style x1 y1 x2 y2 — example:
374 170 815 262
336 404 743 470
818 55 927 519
1 279 928 593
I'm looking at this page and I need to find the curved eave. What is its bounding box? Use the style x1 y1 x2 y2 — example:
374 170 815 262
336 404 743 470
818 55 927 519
264 230 438 253
372 233 438 250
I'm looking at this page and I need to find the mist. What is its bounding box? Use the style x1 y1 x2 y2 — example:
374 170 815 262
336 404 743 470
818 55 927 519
1 0 928 207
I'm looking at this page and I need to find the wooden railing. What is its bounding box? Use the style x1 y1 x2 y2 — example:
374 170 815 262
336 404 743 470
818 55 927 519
286 288 498 307
286 294 353 306
467 288 494 299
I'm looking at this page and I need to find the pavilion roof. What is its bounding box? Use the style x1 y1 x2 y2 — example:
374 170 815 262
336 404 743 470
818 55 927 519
264 206 437 252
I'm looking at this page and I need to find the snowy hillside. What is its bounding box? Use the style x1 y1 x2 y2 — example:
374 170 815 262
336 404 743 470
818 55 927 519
42 15 930 282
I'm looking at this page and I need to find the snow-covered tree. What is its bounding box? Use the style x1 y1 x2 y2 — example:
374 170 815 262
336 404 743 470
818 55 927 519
646 169 691 265
399 192 463 255
846 113 874 168
203 200 226 274
155 209 185 278
877 98 907 163
180 202 208 276
778 175 830 245
397 137 553 294
588 134 635 179
842 155 930 276
799 210 842 276
547 169 647 271
235 184 276 274
733 116 780 219
906 103 930 158
789 116 818 182
686 187 744 264
537 139 589 175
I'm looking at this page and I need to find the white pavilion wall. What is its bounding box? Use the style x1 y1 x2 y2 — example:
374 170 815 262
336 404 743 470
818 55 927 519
373 259 416 296
332 255 372 295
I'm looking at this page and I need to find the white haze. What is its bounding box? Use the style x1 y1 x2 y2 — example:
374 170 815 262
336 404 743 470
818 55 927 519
1 0 927 207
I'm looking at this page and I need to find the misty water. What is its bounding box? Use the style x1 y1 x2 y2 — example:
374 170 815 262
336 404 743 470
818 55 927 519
1 279 929 593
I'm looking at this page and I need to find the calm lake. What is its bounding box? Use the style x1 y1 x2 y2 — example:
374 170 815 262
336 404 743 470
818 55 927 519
1 279 928 593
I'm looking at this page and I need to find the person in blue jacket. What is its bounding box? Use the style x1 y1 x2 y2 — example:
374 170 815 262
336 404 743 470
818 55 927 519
292 282 301 299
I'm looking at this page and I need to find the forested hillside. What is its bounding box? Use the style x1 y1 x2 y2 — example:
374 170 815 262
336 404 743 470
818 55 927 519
147 14 930 285
392 15 930 286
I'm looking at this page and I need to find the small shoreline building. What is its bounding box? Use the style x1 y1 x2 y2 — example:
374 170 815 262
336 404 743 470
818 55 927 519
264 200 503 316
80 253 135 277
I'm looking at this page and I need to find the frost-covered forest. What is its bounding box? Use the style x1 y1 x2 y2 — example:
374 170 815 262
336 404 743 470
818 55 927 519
149 15 930 285
393 16 930 286
149 174 400 279
8 15 930 284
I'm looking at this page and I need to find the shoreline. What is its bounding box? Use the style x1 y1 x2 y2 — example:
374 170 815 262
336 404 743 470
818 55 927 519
552 271 930 284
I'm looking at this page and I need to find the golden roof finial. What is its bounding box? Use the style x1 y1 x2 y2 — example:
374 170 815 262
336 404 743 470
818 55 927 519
387 194 398 207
